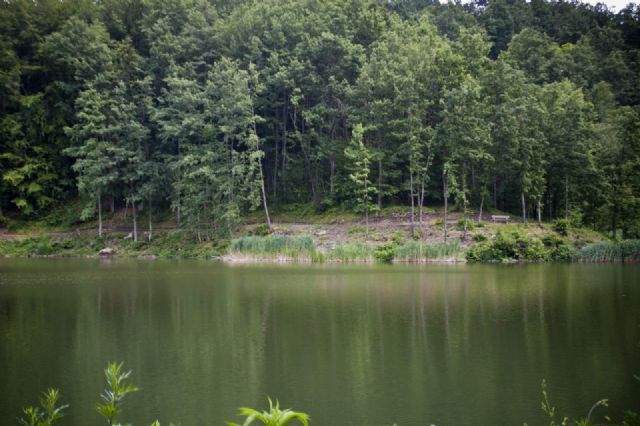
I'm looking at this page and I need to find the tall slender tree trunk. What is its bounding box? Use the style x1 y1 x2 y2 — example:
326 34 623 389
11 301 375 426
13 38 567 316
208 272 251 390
611 197 618 239
110 195 115 213
132 198 138 242
148 199 153 242
281 93 288 198
377 159 382 215
272 129 278 199
252 103 272 229
521 191 526 223
419 179 425 225
176 195 181 227
97 194 103 237
409 169 415 236
537 198 542 226
565 175 569 220
462 172 467 241
443 170 448 243
365 181 369 240
493 177 497 209
478 195 484 225
329 156 335 195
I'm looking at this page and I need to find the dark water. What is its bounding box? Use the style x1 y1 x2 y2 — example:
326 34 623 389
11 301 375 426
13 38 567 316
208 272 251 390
0 259 638 426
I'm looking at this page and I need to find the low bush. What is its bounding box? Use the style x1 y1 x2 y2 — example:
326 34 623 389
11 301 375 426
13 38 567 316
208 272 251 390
466 231 551 262
374 242 396 263
456 217 476 232
472 232 487 242
552 219 570 236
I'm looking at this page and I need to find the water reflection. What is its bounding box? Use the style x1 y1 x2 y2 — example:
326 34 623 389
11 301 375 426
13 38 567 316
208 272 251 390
0 261 638 426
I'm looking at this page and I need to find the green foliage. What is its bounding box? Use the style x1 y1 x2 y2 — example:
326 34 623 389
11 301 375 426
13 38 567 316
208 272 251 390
535 379 609 426
96 362 139 426
230 236 316 260
457 218 476 232
373 242 396 263
250 224 273 237
327 243 374 263
472 232 487 242
1 0 640 240
466 231 551 262
575 240 640 263
393 240 462 262
553 219 570 236
19 389 68 426
227 398 310 426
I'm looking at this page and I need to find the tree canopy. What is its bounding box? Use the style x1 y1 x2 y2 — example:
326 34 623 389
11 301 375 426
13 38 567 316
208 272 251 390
1 0 639 237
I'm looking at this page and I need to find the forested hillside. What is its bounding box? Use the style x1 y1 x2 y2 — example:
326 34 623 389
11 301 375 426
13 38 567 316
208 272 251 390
1 0 639 239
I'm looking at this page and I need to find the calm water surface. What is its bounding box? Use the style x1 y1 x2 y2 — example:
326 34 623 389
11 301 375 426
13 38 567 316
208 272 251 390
0 259 638 425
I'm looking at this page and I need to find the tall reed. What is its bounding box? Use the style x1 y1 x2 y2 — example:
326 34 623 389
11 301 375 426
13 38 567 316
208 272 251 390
575 240 640 262
229 235 317 260
393 240 462 262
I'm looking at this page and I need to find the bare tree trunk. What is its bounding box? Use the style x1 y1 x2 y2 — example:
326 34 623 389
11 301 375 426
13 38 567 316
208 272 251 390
97 194 103 237
493 177 497 209
110 195 115 213
252 102 272 229
462 173 467 241
272 125 278 199
478 195 484 224
409 169 415 236
132 198 138 242
281 93 288 198
377 159 382 215
148 199 153 242
443 171 448 243
329 156 335 195
365 181 369 240
419 179 425 225
176 196 181 227
565 175 569 220
521 191 526 223
537 198 542 226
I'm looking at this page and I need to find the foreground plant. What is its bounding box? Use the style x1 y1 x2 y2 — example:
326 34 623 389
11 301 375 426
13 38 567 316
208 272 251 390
96 362 139 426
527 379 609 426
18 388 68 426
227 398 310 426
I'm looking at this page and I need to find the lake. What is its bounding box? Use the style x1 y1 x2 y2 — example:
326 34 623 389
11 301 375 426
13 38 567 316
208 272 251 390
0 259 638 425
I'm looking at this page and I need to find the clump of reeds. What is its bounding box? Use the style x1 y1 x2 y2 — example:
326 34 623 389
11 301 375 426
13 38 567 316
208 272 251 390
394 239 462 262
229 235 316 260
326 243 374 263
575 239 640 262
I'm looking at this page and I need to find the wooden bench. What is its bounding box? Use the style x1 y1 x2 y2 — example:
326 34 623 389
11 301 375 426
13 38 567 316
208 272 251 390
491 215 510 223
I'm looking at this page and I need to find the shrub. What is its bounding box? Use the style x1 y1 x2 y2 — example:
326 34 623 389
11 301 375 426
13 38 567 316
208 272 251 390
552 219 570 236
374 242 396 263
472 232 487 242
456 217 475 231
251 223 272 236
466 231 551 262
347 224 366 235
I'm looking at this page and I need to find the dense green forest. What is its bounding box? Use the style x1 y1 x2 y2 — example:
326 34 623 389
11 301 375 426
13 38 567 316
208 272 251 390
1 0 640 240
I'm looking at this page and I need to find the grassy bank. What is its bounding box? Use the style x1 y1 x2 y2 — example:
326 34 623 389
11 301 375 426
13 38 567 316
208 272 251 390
2 202 635 263
0 231 226 259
